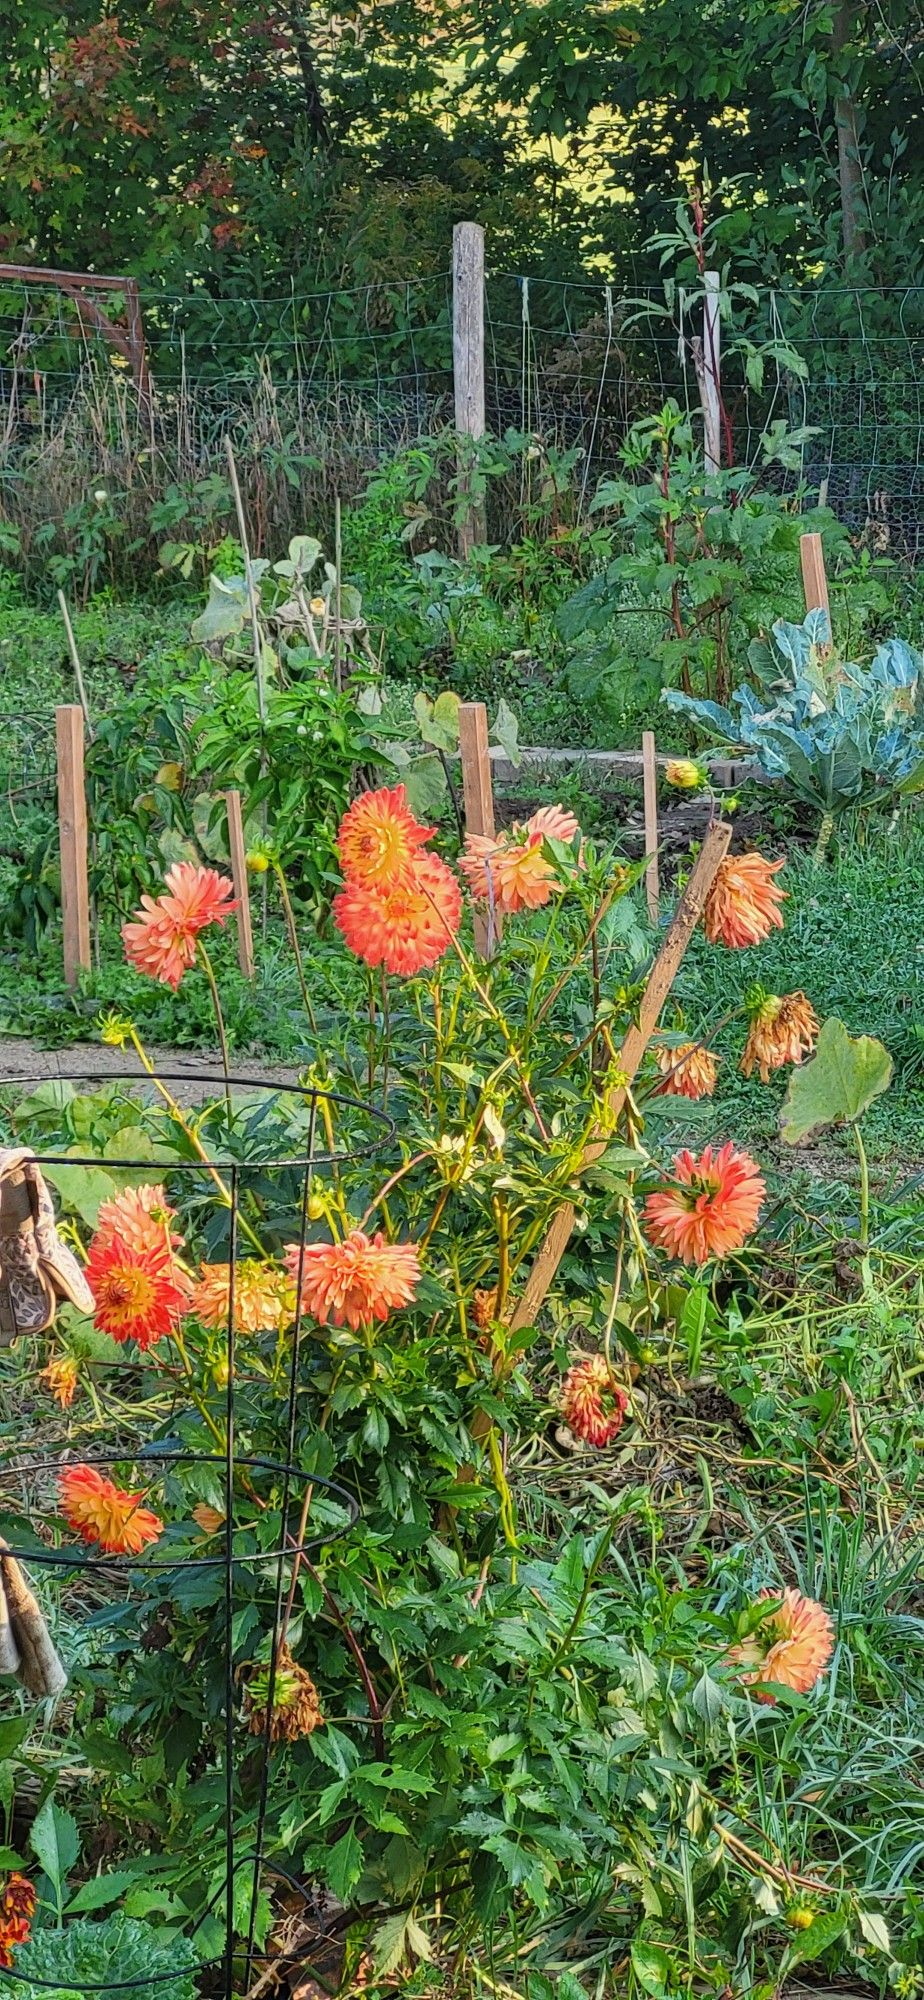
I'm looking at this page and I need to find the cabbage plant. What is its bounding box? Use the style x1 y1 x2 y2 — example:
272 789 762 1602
663 608 924 857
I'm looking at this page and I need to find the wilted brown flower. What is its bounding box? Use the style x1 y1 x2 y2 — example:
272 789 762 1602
244 1644 324 1742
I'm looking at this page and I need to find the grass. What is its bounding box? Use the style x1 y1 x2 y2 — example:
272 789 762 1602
675 817 924 1175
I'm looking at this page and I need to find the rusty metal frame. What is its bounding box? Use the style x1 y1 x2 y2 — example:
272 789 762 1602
0 262 150 401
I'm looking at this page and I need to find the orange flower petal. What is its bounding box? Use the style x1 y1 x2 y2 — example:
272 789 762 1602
703 853 786 949
643 1142 765 1265
337 785 434 890
333 852 461 975
560 1354 628 1447
284 1229 420 1330
58 1464 163 1555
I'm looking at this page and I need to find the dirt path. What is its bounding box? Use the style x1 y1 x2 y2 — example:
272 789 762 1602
0 1036 300 1094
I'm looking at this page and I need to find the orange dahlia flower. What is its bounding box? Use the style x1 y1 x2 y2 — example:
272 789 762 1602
40 1354 80 1409
84 1236 188 1349
285 1228 420 1329
191 1260 294 1335
560 1354 629 1447
58 1464 163 1555
460 804 581 913
741 990 819 1082
94 1183 183 1258
726 1587 833 1703
122 862 236 989
337 785 434 890
0 1873 36 1968
703 853 786 949
333 851 461 975
653 1040 719 1100
643 1141 766 1265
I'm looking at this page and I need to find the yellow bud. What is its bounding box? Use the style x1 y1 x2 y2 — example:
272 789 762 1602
99 1010 134 1049
246 850 271 874
788 1907 816 1932
212 1357 231 1389
309 596 326 616
306 1191 327 1222
665 759 705 791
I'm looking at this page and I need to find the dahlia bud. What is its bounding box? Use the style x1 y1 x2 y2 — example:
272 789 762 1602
665 759 705 790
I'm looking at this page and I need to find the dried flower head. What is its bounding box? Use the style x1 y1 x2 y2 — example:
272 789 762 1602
191 1260 294 1335
192 1502 226 1536
741 990 819 1082
471 1286 499 1329
653 1041 719 1100
643 1142 766 1266
285 1229 420 1330
244 1643 324 1741
560 1353 629 1447
85 1236 188 1350
703 853 786 949
122 862 236 988
337 785 434 891
40 1354 80 1409
59 1464 163 1555
726 1587 834 1702
333 851 461 975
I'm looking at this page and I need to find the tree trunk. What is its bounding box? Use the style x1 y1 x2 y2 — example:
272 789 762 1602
831 0 867 258
288 9 332 147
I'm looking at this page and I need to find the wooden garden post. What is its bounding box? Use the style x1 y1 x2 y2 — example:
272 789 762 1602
458 701 500 959
55 705 90 987
642 730 660 925
225 789 255 980
507 818 732 1332
800 532 831 651
453 222 486 557
702 271 722 474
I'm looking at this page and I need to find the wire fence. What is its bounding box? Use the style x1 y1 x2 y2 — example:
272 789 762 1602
2 266 924 555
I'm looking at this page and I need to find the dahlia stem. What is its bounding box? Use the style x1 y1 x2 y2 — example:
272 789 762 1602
197 938 232 1122
853 1120 870 1251
271 859 318 1034
127 1030 267 1258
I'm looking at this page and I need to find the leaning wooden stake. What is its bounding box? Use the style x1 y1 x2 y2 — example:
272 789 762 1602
55 705 91 987
56 591 93 736
458 701 500 958
642 729 660 925
225 789 255 980
508 818 732 1332
799 532 831 649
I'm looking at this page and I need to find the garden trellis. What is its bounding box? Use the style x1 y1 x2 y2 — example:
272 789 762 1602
0 1069 392 1999
3 243 924 557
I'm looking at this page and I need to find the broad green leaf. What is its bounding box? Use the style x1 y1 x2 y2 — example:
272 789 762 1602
327 1824 363 1901
29 1796 80 1893
858 1908 891 1953
414 689 460 752
403 752 448 819
191 573 249 643
631 1940 673 1994
371 1911 412 1977
782 1907 846 1968
0 1717 32 1760
492 697 521 766
66 1867 138 1913
780 1016 893 1143
42 1163 120 1228
690 1669 729 1724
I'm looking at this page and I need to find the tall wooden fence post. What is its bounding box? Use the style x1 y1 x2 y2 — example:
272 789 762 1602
453 222 486 557
225 789 255 981
800 531 831 652
642 730 660 925
458 701 500 958
702 270 722 474
55 705 90 988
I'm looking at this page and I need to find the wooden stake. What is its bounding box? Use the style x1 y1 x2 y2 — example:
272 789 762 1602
224 434 267 727
458 701 500 958
799 532 831 647
452 222 486 557
55 705 90 988
508 819 732 1332
702 270 722 474
225 789 255 980
642 730 659 925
